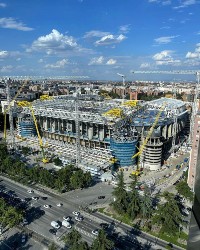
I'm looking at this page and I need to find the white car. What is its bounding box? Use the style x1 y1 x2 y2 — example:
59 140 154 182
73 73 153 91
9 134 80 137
32 197 38 201
73 211 80 216
56 203 63 207
75 216 83 222
63 216 70 221
44 205 50 209
92 229 99 236
27 190 34 194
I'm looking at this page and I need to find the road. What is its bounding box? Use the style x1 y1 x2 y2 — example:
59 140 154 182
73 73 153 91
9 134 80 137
0 176 185 250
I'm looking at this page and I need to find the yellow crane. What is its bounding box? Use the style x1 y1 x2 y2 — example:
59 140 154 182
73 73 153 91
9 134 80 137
4 80 28 140
132 103 166 175
17 101 49 163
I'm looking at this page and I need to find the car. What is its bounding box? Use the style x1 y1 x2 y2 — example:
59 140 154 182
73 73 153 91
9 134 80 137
73 211 80 216
56 203 63 207
27 189 34 194
41 196 47 200
22 219 28 225
63 216 70 221
32 197 39 201
75 216 83 222
21 233 26 243
92 229 99 236
98 196 105 199
100 223 109 229
44 204 50 209
49 228 57 235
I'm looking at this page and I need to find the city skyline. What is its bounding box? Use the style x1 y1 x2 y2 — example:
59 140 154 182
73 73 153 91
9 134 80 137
0 0 200 81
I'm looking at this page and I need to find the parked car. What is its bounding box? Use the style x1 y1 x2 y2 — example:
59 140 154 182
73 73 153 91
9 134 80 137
49 228 57 235
75 216 83 222
92 229 99 236
51 221 60 229
73 211 80 216
63 216 70 221
44 204 50 209
27 190 34 194
57 203 63 207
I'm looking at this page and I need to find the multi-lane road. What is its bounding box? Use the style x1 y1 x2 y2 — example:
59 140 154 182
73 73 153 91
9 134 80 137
0 176 185 250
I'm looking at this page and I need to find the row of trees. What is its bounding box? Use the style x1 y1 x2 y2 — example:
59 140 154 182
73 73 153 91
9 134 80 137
112 172 153 222
62 228 114 250
0 142 92 192
112 171 185 236
0 198 23 229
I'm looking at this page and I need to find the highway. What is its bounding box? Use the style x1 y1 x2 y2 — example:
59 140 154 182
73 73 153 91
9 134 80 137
0 176 185 250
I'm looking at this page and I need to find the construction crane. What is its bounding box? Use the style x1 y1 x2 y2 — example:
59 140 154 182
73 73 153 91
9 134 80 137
132 103 166 160
132 70 200 145
3 79 28 148
117 73 126 104
17 101 48 163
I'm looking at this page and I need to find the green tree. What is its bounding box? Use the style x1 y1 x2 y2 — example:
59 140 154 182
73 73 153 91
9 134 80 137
127 175 140 220
91 229 114 250
48 242 57 250
62 228 89 250
175 180 193 202
153 192 183 235
112 171 129 214
139 186 153 222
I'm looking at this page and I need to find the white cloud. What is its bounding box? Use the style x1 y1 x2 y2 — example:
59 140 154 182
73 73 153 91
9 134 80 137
0 50 8 58
148 0 171 5
119 24 131 34
88 56 104 65
83 30 110 38
185 43 200 59
0 17 33 31
185 52 199 59
0 65 13 72
140 63 151 69
173 0 197 9
16 58 21 61
154 35 178 44
45 59 69 68
27 29 78 54
0 2 6 7
38 59 44 63
152 50 180 65
95 34 126 46
106 59 117 65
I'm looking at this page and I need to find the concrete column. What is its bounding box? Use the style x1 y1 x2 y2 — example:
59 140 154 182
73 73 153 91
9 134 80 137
52 119 55 133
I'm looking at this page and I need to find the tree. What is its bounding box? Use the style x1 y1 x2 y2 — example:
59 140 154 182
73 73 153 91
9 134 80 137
91 229 114 250
112 171 129 214
139 186 153 222
127 175 141 220
62 228 89 250
175 180 193 202
153 192 183 235
48 243 57 250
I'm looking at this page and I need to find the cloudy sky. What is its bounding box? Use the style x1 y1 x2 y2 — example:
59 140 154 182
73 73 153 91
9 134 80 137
0 0 200 80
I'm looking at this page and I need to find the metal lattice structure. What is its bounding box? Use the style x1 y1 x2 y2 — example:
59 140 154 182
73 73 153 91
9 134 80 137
132 70 200 145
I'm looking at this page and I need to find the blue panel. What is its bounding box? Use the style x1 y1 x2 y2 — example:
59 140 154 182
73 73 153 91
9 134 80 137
110 138 138 167
18 121 37 137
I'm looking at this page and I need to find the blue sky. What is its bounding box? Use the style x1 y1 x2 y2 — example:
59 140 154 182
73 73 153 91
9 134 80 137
0 0 200 81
